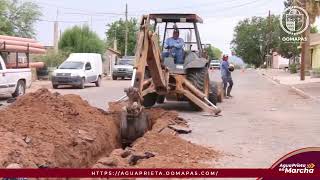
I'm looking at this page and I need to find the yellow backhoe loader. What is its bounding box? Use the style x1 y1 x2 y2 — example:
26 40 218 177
118 14 222 145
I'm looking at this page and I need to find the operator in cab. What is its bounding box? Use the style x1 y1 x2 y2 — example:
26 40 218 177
162 28 185 64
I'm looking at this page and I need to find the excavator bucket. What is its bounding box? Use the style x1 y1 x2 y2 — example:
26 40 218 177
120 87 151 145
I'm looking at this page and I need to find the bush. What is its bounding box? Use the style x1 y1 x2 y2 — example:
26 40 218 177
313 68 320 73
245 64 254 69
310 68 320 78
289 63 298 74
260 64 267 69
32 50 69 68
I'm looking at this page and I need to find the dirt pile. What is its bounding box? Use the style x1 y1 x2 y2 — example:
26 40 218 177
0 89 120 168
0 90 218 168
94 103 218 168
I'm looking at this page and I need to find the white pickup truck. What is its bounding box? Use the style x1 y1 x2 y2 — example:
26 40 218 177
0 55 31 97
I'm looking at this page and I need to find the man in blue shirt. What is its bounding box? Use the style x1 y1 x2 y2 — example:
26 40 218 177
162 29 185 64
220 55 233 98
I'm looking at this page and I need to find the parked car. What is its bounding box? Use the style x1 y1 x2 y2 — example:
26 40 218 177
51 53 103 89
0 55 31 97
112 57 134 80
210 59 221 69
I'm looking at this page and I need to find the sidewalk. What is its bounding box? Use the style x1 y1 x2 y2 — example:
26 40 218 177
259 69 320 101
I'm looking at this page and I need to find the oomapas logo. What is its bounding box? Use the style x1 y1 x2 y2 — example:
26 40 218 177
278 163 315 174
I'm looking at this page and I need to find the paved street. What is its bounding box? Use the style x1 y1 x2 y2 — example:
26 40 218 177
181 70 320 168
1 70 320 170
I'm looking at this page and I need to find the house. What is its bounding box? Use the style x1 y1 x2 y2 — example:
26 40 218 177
103 48 121 76
310 33 320 69
272 52 289 69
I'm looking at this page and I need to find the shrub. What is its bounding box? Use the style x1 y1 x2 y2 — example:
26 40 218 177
32 50 69 68
313 68 320 73
289 63 298 74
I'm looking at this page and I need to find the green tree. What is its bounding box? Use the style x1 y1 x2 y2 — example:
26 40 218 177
105 18 139 56
231 16 280 67
59 25 105 54
205 45 222 59
1 0 41 37
0 0 10 35
311 25 318 33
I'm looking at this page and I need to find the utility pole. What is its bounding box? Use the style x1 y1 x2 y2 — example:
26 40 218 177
267 10 272 68
125 3 128 56
90 16 93 29
53 8 59 53
300 0 307 81
113 29 117 51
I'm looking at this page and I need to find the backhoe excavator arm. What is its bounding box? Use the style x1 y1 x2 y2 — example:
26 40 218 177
120 15 169 145
131 16 168 96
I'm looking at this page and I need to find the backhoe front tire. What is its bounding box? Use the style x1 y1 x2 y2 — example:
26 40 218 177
142 93 158 108
156 95 165 104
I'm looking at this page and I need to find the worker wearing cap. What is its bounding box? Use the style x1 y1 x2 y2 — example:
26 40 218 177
163 29 185 64
221 55 234 98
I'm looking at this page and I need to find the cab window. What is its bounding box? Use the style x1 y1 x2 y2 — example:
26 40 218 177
0 62 2 70
85 62 92 70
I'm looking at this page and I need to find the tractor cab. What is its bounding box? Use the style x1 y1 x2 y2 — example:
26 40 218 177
149 13 209 74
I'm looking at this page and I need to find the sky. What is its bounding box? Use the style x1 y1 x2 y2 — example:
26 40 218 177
32 0 285 54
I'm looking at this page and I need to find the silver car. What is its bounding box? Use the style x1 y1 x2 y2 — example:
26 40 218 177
210 59 221 70
112 58 134 80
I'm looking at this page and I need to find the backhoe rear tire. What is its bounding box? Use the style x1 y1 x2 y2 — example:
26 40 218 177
216 82 223 103
187 67 210 110
209 81 218 105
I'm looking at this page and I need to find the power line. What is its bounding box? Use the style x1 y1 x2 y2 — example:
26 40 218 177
62 12 120 17
130 0 242 13
199 0 272 18
33 0 138 16
130 0 262 14
37 19 88 23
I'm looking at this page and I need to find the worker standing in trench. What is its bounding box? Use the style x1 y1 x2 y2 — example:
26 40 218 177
220 54 234 98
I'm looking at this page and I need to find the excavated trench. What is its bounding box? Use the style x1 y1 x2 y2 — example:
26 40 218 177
0 89 218 168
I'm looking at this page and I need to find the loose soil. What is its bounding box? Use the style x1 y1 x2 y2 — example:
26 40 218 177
0 89 218 168
94 103 219 168
0 89 120 168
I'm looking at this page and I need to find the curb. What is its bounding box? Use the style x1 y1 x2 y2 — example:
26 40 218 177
290 86 315 100
258 70 319 102
259 71 281 85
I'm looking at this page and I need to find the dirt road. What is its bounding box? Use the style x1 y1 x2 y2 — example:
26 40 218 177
1 70 319 170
